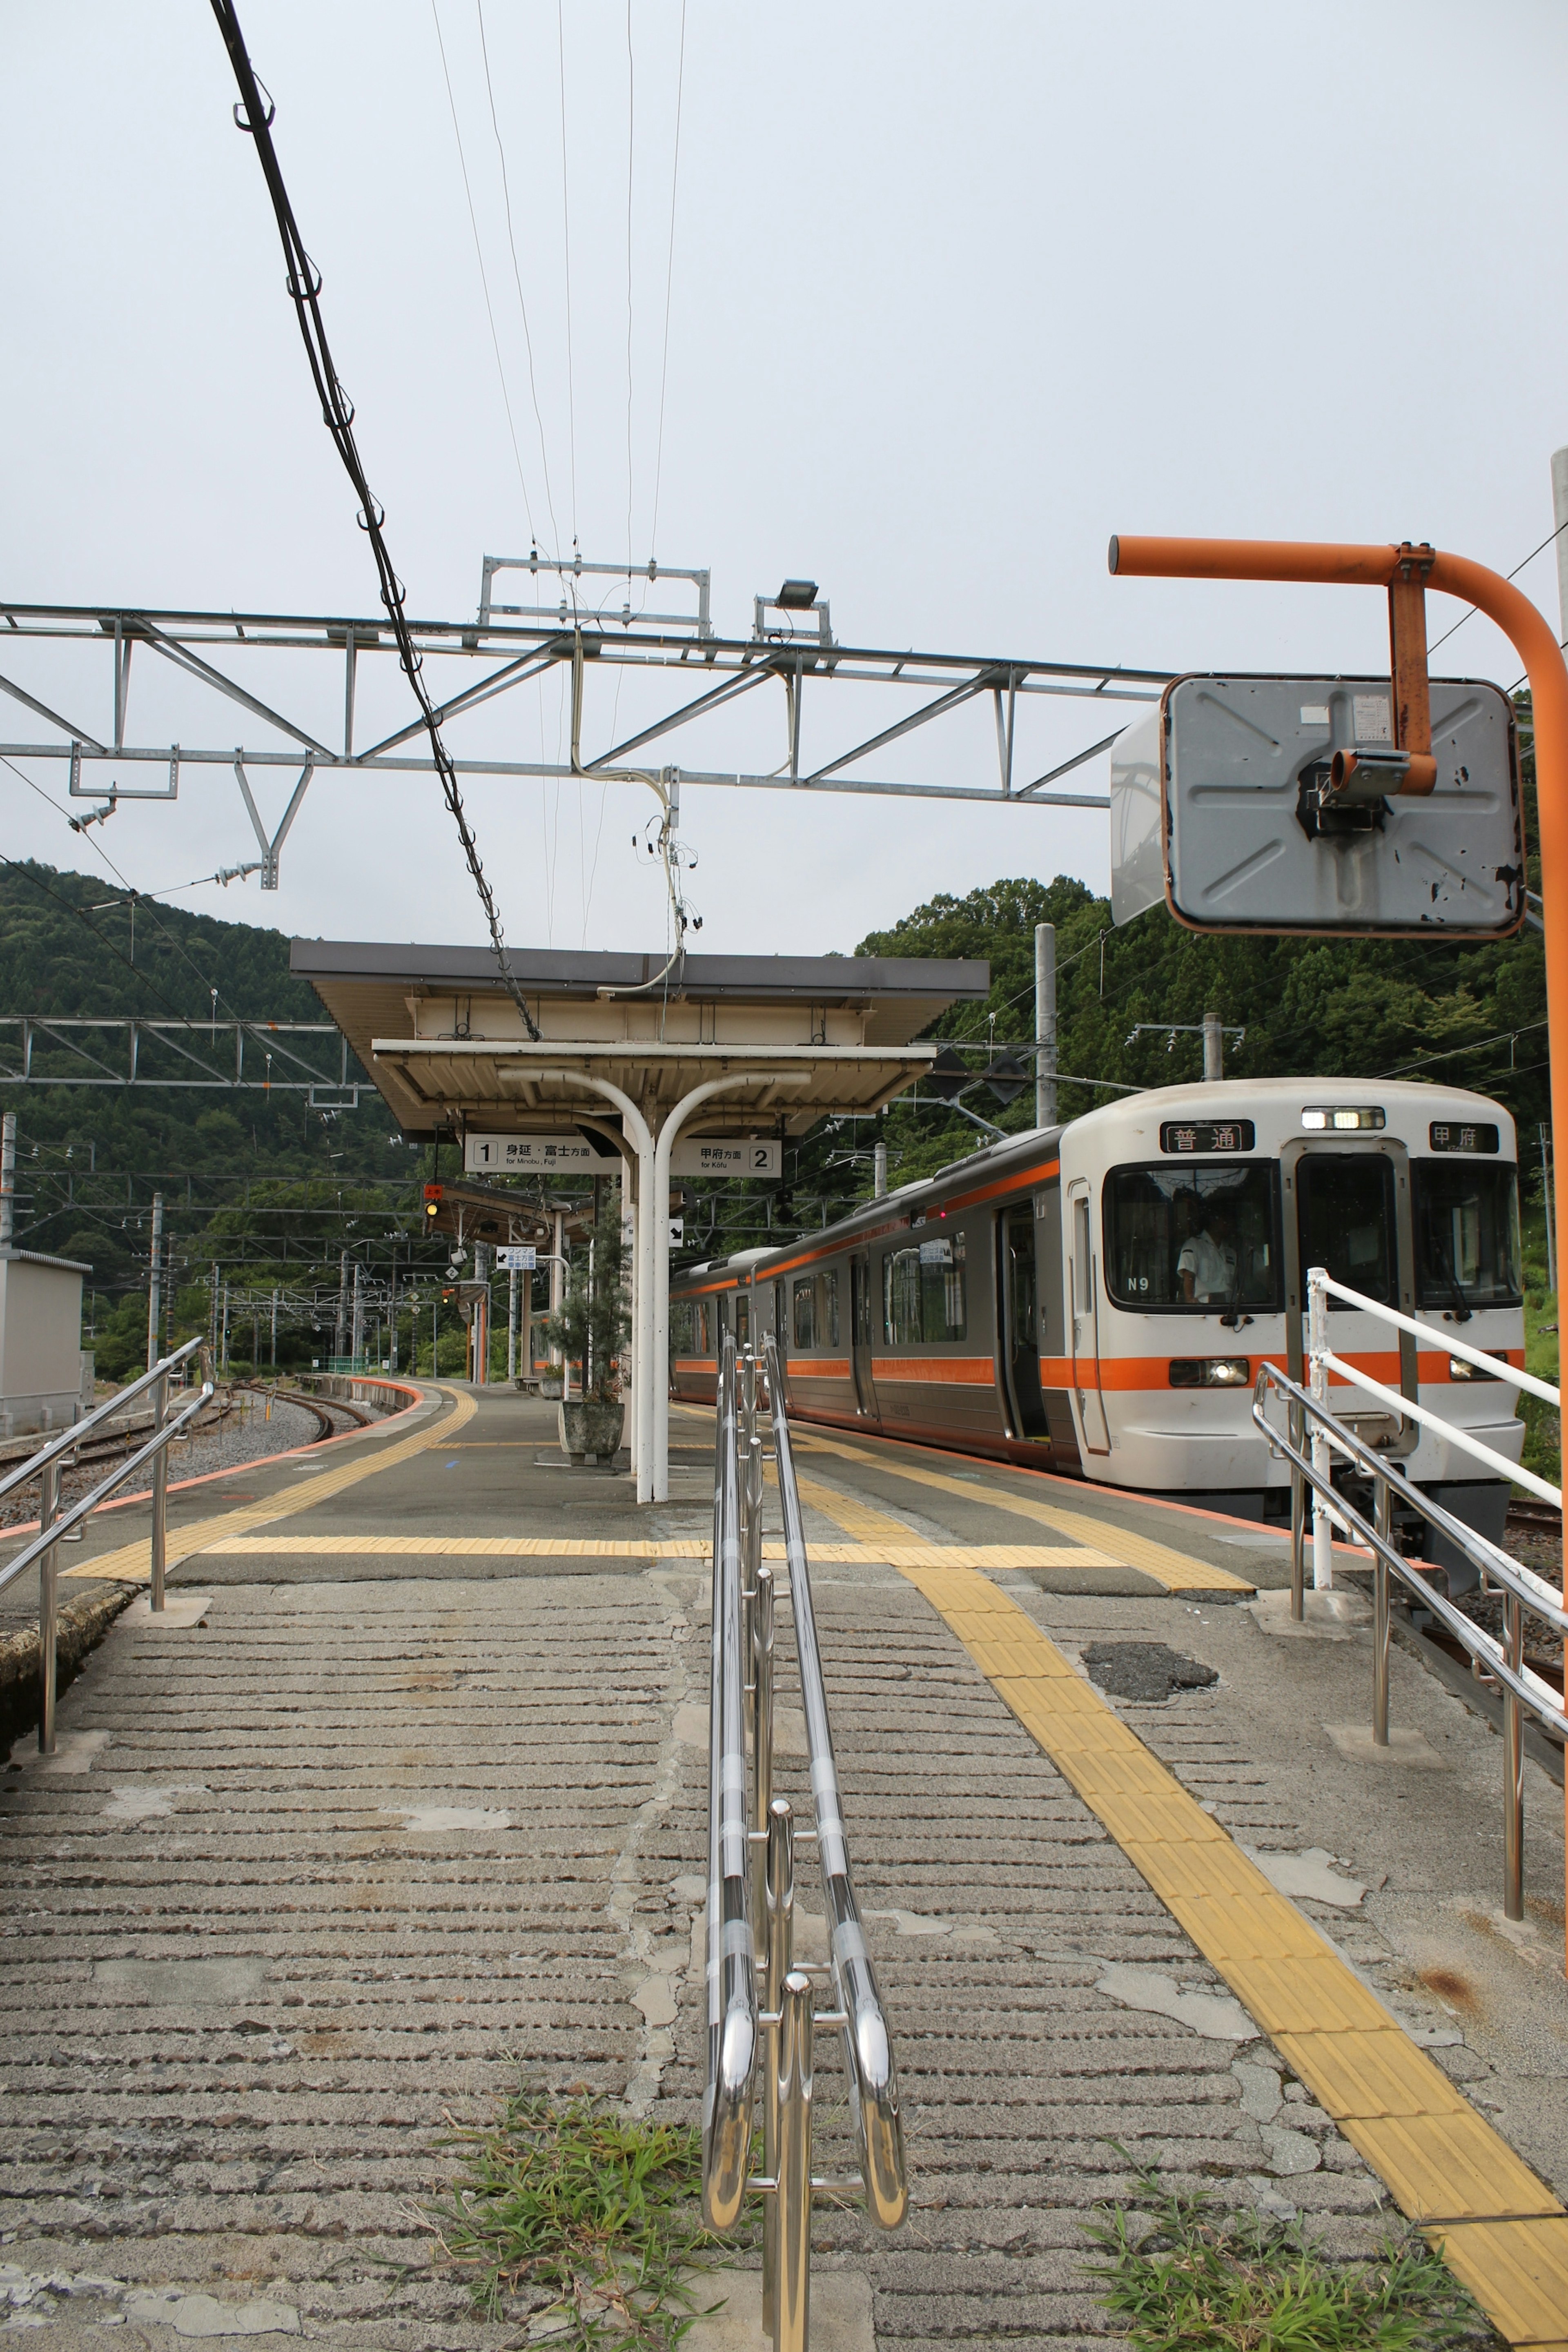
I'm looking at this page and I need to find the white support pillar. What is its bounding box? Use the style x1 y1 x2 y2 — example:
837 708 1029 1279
650 1073 811 1503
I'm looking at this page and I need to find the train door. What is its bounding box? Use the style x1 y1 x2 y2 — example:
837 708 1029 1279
1067 1179 1111 1455
734 1287 751 1349
849 1251 878 1418
1283 1140 1417 1451
998 1206 1049 1438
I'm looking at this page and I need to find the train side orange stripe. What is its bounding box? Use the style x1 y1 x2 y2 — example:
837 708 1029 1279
872 1356 997 1384
1038 1347 1526 1393
942 1157 1060 1214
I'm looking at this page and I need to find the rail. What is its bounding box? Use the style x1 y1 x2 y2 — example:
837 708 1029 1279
702 1331 907 2352
1254 1270 1566 1921
0 1337 213 1753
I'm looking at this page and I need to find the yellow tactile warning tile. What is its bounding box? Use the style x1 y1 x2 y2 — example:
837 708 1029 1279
774 1462 923 1549
894 1552 1568 2349
63 1387 479 1584
788 1428 1255 1594
200 1531 1101 1572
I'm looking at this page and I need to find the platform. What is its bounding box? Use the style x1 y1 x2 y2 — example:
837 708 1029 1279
1 1383 1565 2348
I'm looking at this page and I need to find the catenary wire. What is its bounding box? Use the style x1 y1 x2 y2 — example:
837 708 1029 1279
624 0 635 562
476 0 564 557
648 0 687 561
429 0 538 543
208 0 543 1042
556 0 579 545
1428 517 1568 655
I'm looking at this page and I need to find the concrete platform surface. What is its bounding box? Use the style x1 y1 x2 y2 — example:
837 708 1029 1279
0 1382 1563 2350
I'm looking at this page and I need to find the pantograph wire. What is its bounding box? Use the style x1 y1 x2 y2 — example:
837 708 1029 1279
476 0 564 557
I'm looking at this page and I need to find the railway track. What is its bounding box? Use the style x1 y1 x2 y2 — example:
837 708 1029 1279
230 1382 374 1442
1506 1496 1562 1542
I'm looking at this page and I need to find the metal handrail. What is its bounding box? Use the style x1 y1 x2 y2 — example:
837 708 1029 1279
0 1335 205 1507
700 1331 907 2352
1309 1268 1561 1409
0 1336 214 1755
765 1331 907 2228
703 1331 759 2230
1254 1356 1566 1920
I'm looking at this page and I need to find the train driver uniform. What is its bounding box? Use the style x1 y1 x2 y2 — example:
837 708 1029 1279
1177 1212 1238 1304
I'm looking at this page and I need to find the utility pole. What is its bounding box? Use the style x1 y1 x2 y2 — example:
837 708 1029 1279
388 1253 398 1374
334 1250 348 1364
472 1241 491 1384
350 1259 365 1367
873 1140 888 1198
508 1265 518 1381
270 1287 278 1369
550 1210 566 1382
1203 1011 1224 1082
1034 923 1057 1129
220 1283 230 1374
210 1262 220 1356
0 1109 14 1246
146 1192 163 1370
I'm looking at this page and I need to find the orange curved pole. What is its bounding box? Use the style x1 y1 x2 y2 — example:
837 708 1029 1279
1112 532 1568 1965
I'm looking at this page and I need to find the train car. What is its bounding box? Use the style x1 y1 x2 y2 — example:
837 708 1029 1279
668 1077 1526 1572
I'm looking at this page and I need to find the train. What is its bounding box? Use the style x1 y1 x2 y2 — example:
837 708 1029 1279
668 1077 1528 1575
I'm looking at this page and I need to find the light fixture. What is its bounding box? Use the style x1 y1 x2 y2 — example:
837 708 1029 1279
1169 1358 1251 1387
776 579 818 609
1448 1356 1499 1383
1301 1106 1385 1131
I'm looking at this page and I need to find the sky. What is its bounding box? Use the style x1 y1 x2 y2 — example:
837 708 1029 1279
4 0 1568 972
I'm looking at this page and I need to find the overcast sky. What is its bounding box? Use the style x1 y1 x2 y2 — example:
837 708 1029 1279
4 1 1567 971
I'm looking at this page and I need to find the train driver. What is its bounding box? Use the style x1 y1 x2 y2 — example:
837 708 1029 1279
1177 1201 1238 1304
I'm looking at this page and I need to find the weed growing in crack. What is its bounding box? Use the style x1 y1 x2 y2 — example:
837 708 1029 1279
430 2087 726 2350
1084 2169 1500 2350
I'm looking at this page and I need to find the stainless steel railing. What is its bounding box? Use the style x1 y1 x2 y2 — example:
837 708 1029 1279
702 1331 907 2352
0 1338 213 1752
1254 1354 1568 1922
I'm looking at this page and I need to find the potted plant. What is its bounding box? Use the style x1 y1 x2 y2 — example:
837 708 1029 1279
544 1203 630 1464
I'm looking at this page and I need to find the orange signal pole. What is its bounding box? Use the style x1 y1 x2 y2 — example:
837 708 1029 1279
1111 535 1568 1965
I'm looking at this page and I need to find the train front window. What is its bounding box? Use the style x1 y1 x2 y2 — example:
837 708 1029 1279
1296 1153 1397 1306
1105 1163 1279 1312
1414 1161 1521 1310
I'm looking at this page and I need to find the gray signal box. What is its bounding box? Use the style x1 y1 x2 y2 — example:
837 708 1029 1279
1110 675 1525 936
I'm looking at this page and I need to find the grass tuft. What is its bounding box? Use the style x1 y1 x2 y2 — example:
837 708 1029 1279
430 2087 723 2349
1084 2169 1500 2351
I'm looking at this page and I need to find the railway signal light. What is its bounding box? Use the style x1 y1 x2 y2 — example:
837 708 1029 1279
423 1183 442 1225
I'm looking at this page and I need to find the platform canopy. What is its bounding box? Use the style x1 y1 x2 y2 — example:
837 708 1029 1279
292 938 990 1506
288 940 987 1139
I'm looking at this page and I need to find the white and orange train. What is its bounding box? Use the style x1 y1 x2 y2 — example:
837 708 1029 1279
669 1078 1528 1567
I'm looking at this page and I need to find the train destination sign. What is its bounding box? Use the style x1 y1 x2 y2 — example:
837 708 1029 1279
1159 1120 1255 1154
1110 674 1525 938
1429 1122 1500 1154
463 1133 782 1178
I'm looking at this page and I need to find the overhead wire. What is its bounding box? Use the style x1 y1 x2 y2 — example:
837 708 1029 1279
624 0 635 563
556 0 579 546
475 0 564 557
429 0 539 543
207 0 543 1041
648 0 687 563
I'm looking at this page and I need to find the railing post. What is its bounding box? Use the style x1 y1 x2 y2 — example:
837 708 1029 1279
1288 1396 1305 1622
150 1369 169 1613
774 1970 814 2352
1503 1590 1524 1922
1307 1267 1334 1590
762 1796 795 2339
1373 1475 1391 1746
753 1561 775 1927
37 1460 59 1755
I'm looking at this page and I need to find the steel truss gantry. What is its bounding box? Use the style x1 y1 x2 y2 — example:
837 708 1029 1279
0 1018 363 1105
0 560 1169 886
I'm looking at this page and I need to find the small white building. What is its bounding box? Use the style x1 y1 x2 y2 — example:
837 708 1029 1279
0 1248 93 1438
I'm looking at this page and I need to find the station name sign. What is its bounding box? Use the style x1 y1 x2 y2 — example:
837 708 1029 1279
464 1132 782 1178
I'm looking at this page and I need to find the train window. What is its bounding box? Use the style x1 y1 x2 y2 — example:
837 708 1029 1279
735 1293 750 1344
670 1301 695 1356
1414 1161 1521 1310
822 1268 840 1346
883 1234 967 1343
793 1277 816 1348
1104 1163 1280 1312
1296 1154 1396 1307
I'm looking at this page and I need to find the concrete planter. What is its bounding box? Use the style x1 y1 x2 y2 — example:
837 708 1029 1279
558 1400 625 1464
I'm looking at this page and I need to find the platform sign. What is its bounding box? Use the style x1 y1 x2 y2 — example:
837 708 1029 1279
668 1138 781 1179
668 1218 684 1248
494 1245 536 1271
1110 675 1524 937
465 1132 619 1172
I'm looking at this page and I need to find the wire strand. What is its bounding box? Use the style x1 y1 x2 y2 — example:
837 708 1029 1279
209 0 542 1040
625 0 635 564
556 0 578 544
475 0 563 557
648 0 686 561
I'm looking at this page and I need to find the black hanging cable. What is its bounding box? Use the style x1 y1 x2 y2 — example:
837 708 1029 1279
207 0 542 1040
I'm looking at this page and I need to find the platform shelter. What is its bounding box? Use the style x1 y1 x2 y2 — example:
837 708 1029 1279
290 940 989 1499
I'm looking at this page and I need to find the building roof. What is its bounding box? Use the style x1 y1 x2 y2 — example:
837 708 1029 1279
290 938 989 1140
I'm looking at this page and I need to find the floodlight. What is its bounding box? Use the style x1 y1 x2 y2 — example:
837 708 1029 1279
776 579 818 609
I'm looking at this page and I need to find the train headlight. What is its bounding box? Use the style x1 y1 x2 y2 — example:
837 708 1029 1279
1448 1355 1500 1382
1169 1357 1251 1388
1301 1105 1385 1131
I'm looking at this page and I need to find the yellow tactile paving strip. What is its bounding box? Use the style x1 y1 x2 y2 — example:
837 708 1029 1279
781 1422 1255 1594
62 1388 479 1585
202 1532 1104 1571
896 1555 1568 2350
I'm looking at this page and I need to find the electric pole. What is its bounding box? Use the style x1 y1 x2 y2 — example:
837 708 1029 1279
146 1191 163 1370
1203 1011 1224 1081
1034 923 1057 1129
